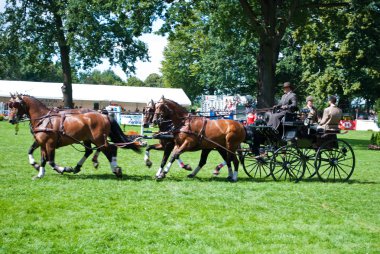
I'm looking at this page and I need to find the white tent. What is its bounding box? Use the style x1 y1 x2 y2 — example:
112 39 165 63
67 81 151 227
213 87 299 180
0 80 191 110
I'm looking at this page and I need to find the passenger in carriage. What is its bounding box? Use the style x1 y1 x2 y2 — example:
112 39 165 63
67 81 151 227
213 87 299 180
267 82 297 130
303 96 318 124
317 95 342 131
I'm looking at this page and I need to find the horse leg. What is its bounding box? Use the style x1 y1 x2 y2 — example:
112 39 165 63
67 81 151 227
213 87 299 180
188 149 211 178
73 141 93 174
156 147 182 180
145 143 163 168
46 143 73 174
92 149 100 169
157 141 189 179
231 154 240 182
165 141 192 171
34 146 47 179
155 142 172 177
213 149 227 176
101 145 122 178
28 141 40 171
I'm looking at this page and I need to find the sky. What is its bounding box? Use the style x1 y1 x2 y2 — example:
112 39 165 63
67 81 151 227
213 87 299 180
0 0 168 81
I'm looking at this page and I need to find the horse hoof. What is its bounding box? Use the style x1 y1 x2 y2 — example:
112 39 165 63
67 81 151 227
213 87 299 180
184 165 192 171
213 169 220 176
145 160 152 168
73 167 81 174
32 176 41 180
93 162 99 169
187 174 195 178
113 167 123 178
156 173 166 180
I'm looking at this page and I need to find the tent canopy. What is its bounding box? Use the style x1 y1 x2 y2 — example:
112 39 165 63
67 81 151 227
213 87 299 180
0 80 191 106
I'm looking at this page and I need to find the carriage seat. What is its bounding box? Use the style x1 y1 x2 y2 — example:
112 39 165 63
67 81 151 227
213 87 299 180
316 128 341 139
282 112 304 127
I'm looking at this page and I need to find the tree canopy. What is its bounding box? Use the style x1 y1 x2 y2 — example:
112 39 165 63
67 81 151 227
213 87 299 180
1 0 379 111
0 0 157 107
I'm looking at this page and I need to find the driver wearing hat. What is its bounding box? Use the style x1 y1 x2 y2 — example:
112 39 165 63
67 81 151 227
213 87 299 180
267 82 297 129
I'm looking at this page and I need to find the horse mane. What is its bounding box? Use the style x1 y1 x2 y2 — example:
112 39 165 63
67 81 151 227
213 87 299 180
162 98 188 115
21 94 49 110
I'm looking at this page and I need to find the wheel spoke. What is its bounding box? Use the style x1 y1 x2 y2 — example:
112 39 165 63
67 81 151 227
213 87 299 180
320 165 333 177
336 164 349 177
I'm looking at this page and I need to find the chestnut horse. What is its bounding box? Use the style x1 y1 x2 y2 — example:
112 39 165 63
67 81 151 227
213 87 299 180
8 94 140 179
26 108 101 173
152 97 246 182
143 100 228 177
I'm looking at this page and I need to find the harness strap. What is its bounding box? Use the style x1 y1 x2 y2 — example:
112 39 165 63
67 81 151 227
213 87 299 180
60 112 66 134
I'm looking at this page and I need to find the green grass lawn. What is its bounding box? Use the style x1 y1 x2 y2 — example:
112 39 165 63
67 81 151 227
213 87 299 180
0 121 379 253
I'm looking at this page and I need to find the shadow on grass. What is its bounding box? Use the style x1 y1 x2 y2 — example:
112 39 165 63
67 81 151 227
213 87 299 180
60 172 379 185
301 177 379 184
60 172 299 184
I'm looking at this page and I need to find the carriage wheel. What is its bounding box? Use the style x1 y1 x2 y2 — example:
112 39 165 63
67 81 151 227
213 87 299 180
270 145 305 182
315 139 355 182
240 148 272 179
299 148 317 179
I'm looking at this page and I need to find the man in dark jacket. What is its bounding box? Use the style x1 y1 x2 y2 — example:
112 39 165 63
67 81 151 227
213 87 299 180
267 82 297 130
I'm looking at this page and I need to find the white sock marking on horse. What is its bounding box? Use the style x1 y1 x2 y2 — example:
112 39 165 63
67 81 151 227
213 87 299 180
228 167 233 178
110 156 118 172
37 167 45 178
28 154 35 165
144 151 150 161
156 167 163 177
191 166 201 176
164 162 172 173
232 171 238 181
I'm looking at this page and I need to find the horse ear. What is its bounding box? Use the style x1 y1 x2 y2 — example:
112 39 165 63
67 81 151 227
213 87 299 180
9 93 14 99
161 95 165 100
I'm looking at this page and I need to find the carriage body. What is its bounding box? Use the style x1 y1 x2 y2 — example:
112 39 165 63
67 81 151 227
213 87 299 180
240 112 355 182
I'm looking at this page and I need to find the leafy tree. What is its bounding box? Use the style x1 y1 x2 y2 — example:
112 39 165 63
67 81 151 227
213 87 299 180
1 0 155 107
161 5 258 100
296 0 380 111
126 76 145 87
144 73 164 87
157 1 352 106
79 69 125 86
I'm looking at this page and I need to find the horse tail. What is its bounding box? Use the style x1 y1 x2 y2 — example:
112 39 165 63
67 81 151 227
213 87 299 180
108 116 141 153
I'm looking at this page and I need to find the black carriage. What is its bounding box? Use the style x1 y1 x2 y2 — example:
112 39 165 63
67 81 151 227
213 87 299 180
239 112 355 182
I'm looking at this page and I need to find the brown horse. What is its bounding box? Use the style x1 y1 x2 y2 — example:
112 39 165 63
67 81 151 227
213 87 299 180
152 97 246 181
143 100 228 177
26 107 102 173
8 93 140 179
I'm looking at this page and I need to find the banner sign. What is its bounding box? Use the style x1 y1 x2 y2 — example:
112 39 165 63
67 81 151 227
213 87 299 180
339 120 356 130
120 114 143 126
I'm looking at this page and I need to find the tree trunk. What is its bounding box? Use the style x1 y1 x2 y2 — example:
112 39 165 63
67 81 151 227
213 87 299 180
257 40 280 108
52 8 73 108
59 45 73 108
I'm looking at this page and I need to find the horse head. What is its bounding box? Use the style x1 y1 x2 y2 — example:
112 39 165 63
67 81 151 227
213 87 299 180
143 100 156 128
152 99 173 126
8 93 27 124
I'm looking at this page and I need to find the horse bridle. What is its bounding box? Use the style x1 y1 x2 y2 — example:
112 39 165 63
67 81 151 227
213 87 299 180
8 97 28 123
